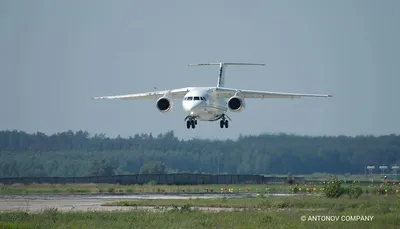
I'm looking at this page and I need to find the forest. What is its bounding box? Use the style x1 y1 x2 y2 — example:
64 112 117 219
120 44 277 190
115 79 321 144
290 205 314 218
0 130 399 177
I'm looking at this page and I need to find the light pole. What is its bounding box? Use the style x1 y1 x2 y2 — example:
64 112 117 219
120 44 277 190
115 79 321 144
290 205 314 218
379 166 388 177
367 166 375 184
217 153 220 175
392 165 399 182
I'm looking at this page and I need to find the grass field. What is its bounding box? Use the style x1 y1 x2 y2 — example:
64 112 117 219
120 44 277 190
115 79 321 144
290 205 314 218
102 195 400 210
1 182 399 195
0 195 399 229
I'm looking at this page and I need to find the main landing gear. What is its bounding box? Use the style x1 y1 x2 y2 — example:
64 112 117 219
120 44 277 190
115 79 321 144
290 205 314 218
186 119 197 129
220 119 228 128
219 114 229 128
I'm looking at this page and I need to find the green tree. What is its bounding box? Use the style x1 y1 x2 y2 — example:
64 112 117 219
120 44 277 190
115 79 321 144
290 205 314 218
88 159 114 176
139 161 167 174
1 130 400 177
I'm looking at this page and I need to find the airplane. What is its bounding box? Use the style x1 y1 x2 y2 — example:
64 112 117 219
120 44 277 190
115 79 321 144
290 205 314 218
92 62 332 129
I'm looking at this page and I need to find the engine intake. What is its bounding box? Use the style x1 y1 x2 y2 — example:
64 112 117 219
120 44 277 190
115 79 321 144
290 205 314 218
156 97 173 113
227 96 245 112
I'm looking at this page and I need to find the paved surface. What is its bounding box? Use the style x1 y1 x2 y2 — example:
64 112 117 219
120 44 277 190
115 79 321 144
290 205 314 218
0 193 315 213
0 193 253 213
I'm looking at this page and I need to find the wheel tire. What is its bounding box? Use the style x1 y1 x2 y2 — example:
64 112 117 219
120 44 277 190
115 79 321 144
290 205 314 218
195 120 197 125
220 120 224 128
191 120 195 129
225 120 229 128
186 121 191 129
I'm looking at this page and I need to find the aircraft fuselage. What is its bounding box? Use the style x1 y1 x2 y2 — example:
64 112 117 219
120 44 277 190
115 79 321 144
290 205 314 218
182 88 227 121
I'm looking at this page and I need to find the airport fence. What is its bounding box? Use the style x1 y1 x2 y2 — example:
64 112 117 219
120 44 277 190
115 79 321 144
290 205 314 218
0 174 304 185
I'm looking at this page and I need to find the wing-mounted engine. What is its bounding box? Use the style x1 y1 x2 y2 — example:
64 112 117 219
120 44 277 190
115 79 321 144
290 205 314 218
156 97 173 113
227 96 245 112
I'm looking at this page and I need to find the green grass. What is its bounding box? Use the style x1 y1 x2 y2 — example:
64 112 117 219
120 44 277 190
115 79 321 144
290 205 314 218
0 195 398 228
0 203 399 229
1 183 399 195
103 195 400 211
295 173 398 182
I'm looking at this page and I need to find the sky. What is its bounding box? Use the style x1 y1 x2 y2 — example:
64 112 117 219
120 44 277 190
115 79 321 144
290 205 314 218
1 0 399 140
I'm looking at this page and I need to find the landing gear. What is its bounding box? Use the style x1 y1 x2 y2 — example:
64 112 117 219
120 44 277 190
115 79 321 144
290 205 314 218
218 114 230 128
220 119 228 128
186 118 197 129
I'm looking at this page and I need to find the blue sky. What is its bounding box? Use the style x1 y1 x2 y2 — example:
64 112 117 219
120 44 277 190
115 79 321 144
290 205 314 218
1 0 399 139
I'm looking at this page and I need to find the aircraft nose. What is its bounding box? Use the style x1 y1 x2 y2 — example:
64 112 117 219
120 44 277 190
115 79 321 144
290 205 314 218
183 101 202 115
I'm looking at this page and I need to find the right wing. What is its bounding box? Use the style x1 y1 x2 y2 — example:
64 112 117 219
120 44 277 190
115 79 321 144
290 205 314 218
92 87 190 100
215 87 332 99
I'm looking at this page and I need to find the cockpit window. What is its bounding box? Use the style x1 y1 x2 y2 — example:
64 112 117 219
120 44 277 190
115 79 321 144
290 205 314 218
185 96 205 101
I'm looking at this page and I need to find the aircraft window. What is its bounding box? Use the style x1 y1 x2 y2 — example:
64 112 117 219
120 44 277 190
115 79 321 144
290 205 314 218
187 97 193 100
194 97 200 100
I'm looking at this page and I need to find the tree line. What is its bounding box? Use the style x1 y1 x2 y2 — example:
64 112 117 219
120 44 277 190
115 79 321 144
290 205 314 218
0 130 399 177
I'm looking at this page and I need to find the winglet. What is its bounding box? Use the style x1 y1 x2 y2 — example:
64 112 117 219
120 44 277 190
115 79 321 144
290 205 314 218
328 94 333 97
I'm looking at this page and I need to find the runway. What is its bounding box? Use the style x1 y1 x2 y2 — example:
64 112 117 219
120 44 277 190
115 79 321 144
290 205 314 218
0 193 253 213
0 193 312 213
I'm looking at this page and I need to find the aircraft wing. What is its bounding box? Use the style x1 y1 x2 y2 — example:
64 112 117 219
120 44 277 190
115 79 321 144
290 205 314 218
215 87 332 99
92 87 190 100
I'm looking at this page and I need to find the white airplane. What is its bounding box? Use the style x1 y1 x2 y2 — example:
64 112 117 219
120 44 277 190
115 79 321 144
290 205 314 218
93 62 332 129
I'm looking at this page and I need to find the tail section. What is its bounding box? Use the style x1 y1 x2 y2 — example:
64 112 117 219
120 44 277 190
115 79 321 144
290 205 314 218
188 62 264 87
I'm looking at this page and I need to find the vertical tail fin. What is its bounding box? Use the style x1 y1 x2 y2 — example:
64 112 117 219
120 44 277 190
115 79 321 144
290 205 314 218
188 62 265 87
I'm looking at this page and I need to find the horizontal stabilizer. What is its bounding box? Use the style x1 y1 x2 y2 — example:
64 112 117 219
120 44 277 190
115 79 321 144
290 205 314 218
188 62 265 87
188 63 265 66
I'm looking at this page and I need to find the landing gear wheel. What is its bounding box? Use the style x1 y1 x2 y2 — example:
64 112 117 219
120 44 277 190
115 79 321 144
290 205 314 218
191 120 195 129
195 120 197 125
225 120 229 128
186 121 191 129
220 120 224 128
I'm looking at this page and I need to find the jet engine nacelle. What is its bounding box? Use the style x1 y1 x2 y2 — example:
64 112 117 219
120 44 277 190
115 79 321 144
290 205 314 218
227 96 245 112
156 97 173 113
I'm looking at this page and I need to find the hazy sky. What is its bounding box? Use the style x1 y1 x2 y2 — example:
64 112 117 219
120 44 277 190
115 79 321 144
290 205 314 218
1 0 399 140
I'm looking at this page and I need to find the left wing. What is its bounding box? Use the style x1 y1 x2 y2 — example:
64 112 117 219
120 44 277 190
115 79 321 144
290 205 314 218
92 87 190 100
215 87 332 99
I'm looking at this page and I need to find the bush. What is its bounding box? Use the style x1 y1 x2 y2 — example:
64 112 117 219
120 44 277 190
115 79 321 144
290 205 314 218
181 203 192 212
376 184 394 195
287 172 294 185
323 176 345 198
347 181 363 199
290 186 299 193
